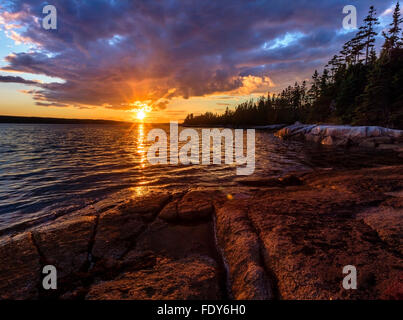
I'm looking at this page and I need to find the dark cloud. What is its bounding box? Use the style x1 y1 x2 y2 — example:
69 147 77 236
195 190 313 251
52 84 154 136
0 75 39 85
0 0 392 110
35 101 69 107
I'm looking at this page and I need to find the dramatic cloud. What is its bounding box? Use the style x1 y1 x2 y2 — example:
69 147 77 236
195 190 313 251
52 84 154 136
0 0 392 111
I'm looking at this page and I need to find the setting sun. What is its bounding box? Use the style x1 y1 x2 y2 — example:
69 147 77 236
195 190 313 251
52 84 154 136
130 102 151 121
136 109 146 120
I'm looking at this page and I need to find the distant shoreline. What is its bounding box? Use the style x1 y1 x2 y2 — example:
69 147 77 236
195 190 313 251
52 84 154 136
0 115 131 125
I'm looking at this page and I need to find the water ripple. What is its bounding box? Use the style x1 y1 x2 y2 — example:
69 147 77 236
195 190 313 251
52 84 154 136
0 123 400 231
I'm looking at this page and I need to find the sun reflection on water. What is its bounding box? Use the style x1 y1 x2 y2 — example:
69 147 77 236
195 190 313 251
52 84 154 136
137 123 146 168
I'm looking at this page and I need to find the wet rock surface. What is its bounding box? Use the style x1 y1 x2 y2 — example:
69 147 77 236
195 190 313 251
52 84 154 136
0 166 402 300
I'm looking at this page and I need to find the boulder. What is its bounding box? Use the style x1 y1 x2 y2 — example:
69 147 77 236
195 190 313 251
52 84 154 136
348 126 368 140
358 140 376 149
321 136 349 146
159 200 179 222
305 133 322 143
177 191 214 221
276 124 403 150
377 144 400 151
368 137 393 145
323 125 355 137
384 127 403 139
366 126 385 137
275 123 314 138
321 136 334 145
310 125 325 136
366 126 403 139
118 192 170 222
291 125 316 136
393 144 403 153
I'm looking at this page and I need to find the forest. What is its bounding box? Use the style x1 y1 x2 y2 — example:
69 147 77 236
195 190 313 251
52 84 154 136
183 3 403 129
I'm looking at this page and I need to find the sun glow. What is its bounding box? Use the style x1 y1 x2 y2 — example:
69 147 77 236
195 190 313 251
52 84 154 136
130 101 152 122
137 109 146 120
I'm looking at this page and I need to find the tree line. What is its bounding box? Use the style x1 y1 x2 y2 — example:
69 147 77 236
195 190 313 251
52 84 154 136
183 3 403 129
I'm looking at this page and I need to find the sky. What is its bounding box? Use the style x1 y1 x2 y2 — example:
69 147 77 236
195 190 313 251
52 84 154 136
0 0 398 122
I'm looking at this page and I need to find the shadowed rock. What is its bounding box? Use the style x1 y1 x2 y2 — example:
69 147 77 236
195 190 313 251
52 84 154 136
32 216 97 278
237 175 302 187
134 219 217 260
86 256 221 300
92 192 170 260
357 207 403 255
92 207 145 261
0 233 41 299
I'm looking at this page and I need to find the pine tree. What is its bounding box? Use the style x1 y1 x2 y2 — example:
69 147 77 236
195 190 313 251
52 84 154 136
350 31 365 64
359 6 379 64
354 59 391 126
326 55 343 79
320 69 329 95
369 47 377 64
383 2 403 53
340 40 354 65
301 80 307 106
309 70 320 101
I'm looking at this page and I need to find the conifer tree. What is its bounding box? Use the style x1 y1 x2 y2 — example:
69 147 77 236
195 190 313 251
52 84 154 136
383 2 403 53
359 6 379 64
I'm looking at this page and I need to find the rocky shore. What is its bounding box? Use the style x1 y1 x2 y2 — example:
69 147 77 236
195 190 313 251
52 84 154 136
1 164 402 300
276 123 403 156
